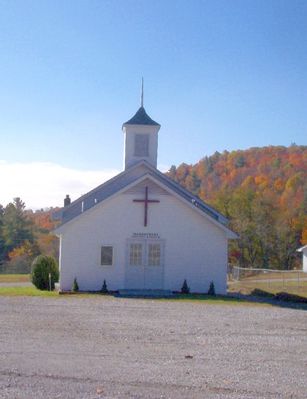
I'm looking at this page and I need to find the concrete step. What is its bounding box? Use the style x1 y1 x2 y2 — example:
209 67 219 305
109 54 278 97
117 289 174 298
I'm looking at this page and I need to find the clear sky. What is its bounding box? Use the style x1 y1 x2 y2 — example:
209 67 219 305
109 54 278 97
0 0 306 209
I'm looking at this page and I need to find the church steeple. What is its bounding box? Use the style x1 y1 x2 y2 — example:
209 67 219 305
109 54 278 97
122 82 160 170
141 77 144 107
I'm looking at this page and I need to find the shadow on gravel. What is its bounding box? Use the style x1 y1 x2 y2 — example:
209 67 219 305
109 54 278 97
228 292 307 311
115 292 307 310
56 290 307 311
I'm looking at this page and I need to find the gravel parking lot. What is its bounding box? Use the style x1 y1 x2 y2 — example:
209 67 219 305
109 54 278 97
0 296 306 399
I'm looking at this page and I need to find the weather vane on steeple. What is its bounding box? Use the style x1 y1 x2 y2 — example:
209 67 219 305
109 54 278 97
141 77 144 107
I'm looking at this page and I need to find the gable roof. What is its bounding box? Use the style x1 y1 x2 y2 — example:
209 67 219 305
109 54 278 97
123 106 160 127
53 160 237 237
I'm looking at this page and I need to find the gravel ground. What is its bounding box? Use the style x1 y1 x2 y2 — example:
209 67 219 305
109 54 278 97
0 296 306 399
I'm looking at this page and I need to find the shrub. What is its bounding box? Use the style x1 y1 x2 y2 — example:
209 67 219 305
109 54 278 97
208 281 216 296
101 279 108 294
181 279 190 294
251 288 275 298
275 292 307 303
72 278 79 292
31 255 59 291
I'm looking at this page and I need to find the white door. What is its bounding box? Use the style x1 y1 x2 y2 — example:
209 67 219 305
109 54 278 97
125 239 164 289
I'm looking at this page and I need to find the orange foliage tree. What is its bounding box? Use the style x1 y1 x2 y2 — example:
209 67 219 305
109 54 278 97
167 145 307 269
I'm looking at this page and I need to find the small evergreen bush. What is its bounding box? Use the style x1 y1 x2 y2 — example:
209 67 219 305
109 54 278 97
31 255 59 291
72 277 79 292
208 281 216 296
181 279 190 294
101 279 108 294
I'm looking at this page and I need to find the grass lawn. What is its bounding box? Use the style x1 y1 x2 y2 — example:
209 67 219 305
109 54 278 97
0 286 58 297
0 273 304 303
0 274 30 283
229 280 307 298
0 286 266 305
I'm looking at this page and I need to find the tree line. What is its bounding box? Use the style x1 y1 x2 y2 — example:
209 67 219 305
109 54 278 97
0 198 58 273
167 145 307 270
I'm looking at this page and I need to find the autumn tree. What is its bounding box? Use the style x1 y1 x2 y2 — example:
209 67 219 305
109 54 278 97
1 198 34 255
167 145 307 270
27 209 59 260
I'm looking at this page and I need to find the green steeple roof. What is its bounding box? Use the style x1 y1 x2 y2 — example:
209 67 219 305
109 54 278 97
123 106 160 127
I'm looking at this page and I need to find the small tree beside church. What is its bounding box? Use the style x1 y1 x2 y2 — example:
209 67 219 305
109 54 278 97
100 279 108 294
72 277 79 292
181 279 190 294
208 281 216 296
31 255 59 291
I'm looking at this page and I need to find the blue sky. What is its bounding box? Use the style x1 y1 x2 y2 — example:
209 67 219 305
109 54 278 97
0 0 306 208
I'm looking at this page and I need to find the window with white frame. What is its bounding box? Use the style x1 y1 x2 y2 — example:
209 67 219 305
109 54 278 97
148 243 161 266
101 246 113 266
134 134 149 157
129 243 143 266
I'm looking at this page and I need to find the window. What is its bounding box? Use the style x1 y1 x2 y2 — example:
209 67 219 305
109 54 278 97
148 243 161 266
129 243 143 266
101 246 113 266
134 134 149 157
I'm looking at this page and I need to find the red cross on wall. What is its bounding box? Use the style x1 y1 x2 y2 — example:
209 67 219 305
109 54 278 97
133 186 160 226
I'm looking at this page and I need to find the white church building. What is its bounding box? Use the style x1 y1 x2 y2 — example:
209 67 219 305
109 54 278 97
297 245 307 272
54 95 237 294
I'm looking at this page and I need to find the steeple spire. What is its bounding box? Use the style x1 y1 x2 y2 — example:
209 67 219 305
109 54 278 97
122 82 161 170
141 77 144 107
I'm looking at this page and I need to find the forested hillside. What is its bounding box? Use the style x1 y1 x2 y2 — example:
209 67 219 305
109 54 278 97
167 145 307 270
0 198 58 273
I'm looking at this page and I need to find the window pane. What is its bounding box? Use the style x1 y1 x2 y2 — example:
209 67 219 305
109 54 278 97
148 243 161 266
134 134 149 157
101 246 113 265
130 243 142 266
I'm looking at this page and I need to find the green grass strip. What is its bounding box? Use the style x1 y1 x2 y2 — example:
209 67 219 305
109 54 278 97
161 294 267 305
0 286 58 297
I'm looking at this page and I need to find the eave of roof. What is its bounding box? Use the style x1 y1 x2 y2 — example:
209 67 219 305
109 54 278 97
297 245 307 252
123 106 160 127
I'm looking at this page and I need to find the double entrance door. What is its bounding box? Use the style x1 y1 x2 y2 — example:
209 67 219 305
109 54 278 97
125 238 164 290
